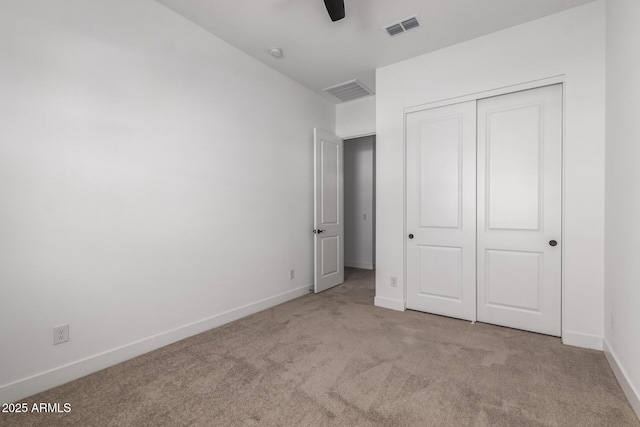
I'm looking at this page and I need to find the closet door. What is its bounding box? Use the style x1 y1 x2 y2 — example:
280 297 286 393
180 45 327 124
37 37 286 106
406 101 477 321
476 85 562 336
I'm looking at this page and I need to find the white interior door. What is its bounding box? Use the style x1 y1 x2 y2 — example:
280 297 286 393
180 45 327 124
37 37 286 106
476 84 562 336
314 128 344 293
406 101 477 321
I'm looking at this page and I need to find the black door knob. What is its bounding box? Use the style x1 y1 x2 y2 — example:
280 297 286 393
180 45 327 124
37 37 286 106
549 240 558 247
408 234 414 239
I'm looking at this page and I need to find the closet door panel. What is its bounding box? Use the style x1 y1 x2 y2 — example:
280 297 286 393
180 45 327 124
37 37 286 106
406 101 476 321
477 84 562 336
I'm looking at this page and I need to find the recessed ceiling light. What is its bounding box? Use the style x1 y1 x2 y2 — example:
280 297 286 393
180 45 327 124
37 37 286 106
268 47 283 58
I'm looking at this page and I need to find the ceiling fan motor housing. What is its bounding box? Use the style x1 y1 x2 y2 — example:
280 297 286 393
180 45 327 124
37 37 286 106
324 0 345 22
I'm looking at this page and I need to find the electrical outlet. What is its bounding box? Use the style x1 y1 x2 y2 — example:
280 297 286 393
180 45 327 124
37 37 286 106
53 324 69 345
289 269 295 280
611 314 615 332
390 276 398 287
363 213 367 220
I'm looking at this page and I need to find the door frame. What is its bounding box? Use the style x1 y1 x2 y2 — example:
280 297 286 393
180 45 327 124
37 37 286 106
402 75 566 333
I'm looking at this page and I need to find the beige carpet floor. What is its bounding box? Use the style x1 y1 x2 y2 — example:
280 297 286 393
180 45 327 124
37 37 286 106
3 268 638 426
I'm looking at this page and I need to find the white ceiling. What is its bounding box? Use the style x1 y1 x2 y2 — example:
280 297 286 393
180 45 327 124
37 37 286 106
155 0 595 103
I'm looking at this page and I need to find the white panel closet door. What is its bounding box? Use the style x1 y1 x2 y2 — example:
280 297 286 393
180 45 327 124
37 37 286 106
476 84 562 336
406 101 477 321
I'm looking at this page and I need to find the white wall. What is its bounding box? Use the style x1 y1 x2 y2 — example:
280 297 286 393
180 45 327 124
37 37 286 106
336 96 376 139
344 136 375 270
375 1 606 348
0 0 334 403
604 0 640 417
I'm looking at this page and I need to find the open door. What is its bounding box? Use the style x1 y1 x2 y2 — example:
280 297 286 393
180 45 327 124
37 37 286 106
314 128 344 293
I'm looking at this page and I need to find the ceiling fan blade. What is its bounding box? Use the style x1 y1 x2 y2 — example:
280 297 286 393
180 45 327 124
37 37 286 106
323 0 345 22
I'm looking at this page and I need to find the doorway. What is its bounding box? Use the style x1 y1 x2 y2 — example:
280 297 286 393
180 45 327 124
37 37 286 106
344 135 376 271
313 131 376 293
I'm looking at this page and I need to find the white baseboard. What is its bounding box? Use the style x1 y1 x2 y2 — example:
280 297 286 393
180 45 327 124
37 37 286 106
345 261 374 270
0 285 312 405
604 339 640 420
374 296 405 312
562 330 603 350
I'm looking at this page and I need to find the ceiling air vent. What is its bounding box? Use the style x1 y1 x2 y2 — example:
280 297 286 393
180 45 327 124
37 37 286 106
401 16 420 31
323 79 373 103
386 23 404 37
385 15 420 37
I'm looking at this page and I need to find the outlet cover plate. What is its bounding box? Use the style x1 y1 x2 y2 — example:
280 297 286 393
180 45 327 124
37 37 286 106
54 324 69 345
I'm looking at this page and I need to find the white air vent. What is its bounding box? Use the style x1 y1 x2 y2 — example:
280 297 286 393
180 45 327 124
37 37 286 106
385 15 420 37
323 79 373 103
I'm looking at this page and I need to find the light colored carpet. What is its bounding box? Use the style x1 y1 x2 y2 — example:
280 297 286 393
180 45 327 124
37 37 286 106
3 268 638 426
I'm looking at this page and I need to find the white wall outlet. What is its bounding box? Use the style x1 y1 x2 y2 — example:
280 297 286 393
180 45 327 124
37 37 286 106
363 213 367 220
610 314 615 332
53 324 69 345
390 276 398 287
289 269 295 280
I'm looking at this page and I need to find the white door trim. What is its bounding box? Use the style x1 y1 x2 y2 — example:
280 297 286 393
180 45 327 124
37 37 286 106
339 131 376 140
403 77 566 337
404 75 565 115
